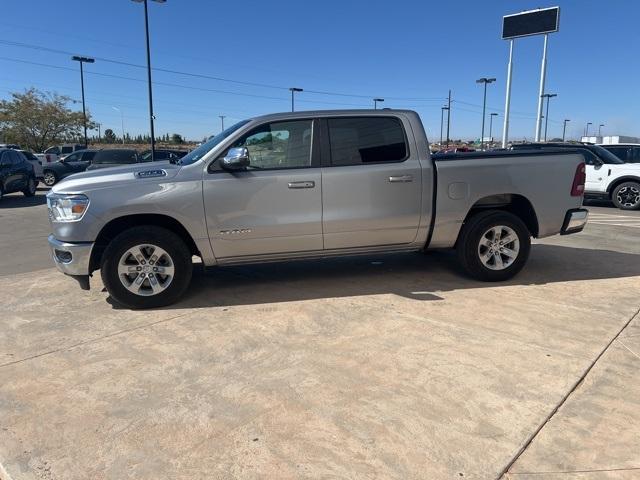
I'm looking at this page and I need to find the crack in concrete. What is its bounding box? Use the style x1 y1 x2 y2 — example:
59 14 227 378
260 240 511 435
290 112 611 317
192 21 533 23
0 312 191 369
498 305 640 480
508 465 640 476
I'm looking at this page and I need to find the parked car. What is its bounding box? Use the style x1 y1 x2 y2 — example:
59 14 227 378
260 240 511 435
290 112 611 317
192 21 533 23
0 148 37 200
35 153 60 166
597 143 640 164
511 142 640 210
43 144 86 161
42 149 98 186
0 143 21 150
140 149 188 162
18 150 44 183
47 109 588 308
86 149 141 171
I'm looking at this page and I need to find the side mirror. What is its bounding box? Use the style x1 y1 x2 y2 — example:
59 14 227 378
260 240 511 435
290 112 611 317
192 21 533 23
221 147 250 170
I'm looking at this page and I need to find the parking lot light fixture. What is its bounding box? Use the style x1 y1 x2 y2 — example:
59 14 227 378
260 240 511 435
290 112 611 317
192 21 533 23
599 124 605 136
219 115 226 132
289 87 303 112
71 56 95 148
585 122 592 137
489 112 498 144
373 98 384 110
562 119 570 141
476 77 496 150
131 0 165 162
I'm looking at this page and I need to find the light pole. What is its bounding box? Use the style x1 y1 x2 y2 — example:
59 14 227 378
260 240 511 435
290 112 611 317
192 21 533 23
373 98 384 110
219 115 226 132
112 106 125 144
562 119 570 141
289 87 303 112
585 122 592 137
476 77 496 150
541 93 557 142
489 113 498 144
132 0 165 162
598 123 605 136
440 106 449 146
71 55 95 147
446 89 452 147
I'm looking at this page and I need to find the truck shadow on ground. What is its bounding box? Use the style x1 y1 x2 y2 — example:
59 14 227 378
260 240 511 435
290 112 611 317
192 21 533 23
107 244 640 310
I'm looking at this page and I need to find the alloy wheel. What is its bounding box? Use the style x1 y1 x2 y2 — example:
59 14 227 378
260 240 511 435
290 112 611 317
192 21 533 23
477 225 520 271
117 244 175 296
616 185 640 208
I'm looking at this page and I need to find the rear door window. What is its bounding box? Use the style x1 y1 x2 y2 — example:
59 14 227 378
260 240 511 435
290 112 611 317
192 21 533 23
604 146 630 162
631 147 640 163
327 117 408 166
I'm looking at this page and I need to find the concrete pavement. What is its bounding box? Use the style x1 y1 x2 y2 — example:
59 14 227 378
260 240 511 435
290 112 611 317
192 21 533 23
1 195 640 479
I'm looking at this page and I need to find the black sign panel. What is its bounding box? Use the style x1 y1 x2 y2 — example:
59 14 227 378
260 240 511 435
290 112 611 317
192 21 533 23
502 7 560 39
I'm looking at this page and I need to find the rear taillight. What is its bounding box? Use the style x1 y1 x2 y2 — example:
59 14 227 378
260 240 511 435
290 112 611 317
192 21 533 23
571 162 586 197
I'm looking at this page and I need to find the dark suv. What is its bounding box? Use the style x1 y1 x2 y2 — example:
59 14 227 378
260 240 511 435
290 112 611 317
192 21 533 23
511 142 624 165
86 149 141 171
42 149 98 186
0 148 37 200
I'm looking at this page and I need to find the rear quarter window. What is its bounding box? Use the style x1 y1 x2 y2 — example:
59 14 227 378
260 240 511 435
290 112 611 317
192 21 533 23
327 117 408 166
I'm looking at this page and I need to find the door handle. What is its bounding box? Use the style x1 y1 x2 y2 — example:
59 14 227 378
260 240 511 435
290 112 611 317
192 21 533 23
388 175 413 183
288 181 315 189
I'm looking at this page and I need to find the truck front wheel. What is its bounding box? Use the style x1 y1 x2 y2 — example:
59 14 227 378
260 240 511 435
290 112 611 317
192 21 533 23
101 226 193 309
456 210 531 282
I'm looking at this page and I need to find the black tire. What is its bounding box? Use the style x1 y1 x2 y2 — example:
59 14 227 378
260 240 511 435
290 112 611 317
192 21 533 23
101 226 193 309
43 170 57 187
611 181 640 210
456 210 531 282
22 176 37 197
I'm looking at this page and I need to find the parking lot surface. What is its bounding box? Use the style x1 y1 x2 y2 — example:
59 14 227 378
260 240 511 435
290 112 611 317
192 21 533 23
1 192 639 479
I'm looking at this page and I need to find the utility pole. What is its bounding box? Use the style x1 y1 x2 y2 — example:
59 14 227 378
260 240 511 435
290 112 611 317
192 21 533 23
541 93 557 142
446 89 451 147
132 0 165 162
562 119 570 141
71 56 95 147
440 106 449 145
476 77 496 150
219 115 226 132
289 87 303 112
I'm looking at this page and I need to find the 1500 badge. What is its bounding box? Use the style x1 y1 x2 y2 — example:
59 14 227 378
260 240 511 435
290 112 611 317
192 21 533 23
219 229 252 235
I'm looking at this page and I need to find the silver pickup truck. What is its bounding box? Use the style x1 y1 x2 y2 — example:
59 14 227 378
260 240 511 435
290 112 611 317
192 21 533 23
46 110 588 308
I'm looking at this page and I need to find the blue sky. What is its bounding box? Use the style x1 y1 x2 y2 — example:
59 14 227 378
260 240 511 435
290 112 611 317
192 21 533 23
1 0 637 142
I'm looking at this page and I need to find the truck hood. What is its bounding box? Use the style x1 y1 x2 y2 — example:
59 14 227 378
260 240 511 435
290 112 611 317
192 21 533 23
52 163 182 194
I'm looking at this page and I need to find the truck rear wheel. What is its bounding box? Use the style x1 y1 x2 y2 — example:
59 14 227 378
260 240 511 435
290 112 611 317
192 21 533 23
612 181 640 210
101 226 193 309
456 210 531 282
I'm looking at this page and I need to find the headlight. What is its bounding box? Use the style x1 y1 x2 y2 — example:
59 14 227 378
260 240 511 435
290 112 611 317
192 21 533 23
47 194 90 222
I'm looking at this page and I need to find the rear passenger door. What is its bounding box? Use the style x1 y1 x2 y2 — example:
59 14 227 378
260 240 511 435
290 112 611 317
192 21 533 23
320 116 423 249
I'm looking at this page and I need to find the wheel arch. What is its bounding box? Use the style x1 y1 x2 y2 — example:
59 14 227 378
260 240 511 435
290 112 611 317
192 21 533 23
458 193 539 243
90 213 200 272
606 176 640 194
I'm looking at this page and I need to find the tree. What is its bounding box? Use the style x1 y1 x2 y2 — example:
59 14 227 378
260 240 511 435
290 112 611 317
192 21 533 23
104 129 117 143
0 88 95 151
171 133 184 144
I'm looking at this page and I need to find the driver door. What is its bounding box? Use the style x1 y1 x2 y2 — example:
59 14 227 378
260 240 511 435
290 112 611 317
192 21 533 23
203 118 323 259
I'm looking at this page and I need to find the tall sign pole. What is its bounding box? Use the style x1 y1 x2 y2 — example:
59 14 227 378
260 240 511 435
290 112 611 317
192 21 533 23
534 34 549 141
501 7 560 146
501 39 514 148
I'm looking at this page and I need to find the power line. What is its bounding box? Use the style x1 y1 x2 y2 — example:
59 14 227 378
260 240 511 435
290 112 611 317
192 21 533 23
0 38 448 102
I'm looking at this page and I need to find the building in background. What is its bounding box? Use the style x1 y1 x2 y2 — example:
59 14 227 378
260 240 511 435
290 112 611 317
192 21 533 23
581 135 640 144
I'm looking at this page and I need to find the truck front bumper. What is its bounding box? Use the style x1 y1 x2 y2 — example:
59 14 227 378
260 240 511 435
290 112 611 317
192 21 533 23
560 208 589 235
48 235 94 277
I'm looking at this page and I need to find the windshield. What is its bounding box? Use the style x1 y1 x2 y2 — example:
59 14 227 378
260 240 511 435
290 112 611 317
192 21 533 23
177 120 251 166
591 145 624 164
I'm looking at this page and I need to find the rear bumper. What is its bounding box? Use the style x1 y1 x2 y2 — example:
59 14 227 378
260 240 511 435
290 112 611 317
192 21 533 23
560 208 589 235
48 235 94 276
